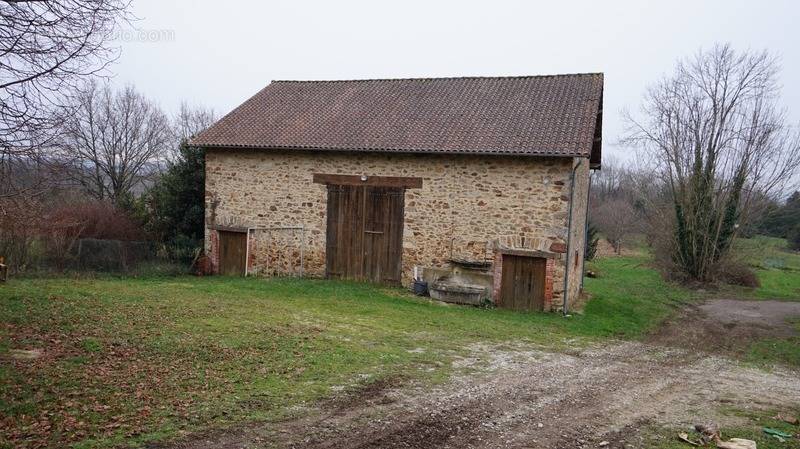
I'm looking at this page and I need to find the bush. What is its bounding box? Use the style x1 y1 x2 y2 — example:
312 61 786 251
158 234 202 265
788 224 800 251
137 143 205 268
0 196 46 272
72 238 154 271
0 198 157 273
36 201 146 270
143 143 205 245
716 259 760 288
592 198 637 255
49 201 145 241
585 223 599 261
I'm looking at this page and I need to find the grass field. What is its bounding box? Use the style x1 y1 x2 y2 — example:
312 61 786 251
1 239 797 448
0 253 694 448
733 235 800 299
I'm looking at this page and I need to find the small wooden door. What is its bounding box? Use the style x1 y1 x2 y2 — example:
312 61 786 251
326 184 404 284
219 230 247 276
499 255 546 311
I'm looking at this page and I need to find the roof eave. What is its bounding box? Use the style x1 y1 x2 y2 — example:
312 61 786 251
192 143 591 159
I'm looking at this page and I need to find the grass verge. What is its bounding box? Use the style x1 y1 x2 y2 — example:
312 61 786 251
746 318 800 368
732 236 800 300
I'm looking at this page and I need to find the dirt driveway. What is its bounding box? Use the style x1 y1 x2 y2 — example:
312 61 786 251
168 300 800 449
649 298 800 354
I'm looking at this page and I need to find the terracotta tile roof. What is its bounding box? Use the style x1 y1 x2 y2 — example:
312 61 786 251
191 74 603 159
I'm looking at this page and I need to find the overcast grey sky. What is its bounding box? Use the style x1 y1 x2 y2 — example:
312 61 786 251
111 0 800 161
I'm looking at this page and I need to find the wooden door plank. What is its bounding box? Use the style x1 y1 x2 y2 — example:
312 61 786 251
325 185 339 278
354 184 366 280
533 258 545 311
516 256 526 311
386 187 404 284
522 257 533 311
346 185 363 280
500 255 514 309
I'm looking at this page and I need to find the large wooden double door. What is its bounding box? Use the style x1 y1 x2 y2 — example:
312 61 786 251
325 184 405 284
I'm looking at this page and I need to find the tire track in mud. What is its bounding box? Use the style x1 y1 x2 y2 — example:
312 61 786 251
278 343 798 448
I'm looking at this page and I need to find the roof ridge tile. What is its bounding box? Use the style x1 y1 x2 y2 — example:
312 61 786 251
271 73 603 84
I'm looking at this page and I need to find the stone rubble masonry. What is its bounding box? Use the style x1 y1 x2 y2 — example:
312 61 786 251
205 148 591 312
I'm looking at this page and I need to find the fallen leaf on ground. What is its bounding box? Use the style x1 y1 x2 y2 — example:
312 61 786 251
678 432 700 446
9 349 43 360
695 423 721 445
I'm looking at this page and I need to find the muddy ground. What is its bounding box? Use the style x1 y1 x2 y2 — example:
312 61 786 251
649 299 800 354
165 300 800 449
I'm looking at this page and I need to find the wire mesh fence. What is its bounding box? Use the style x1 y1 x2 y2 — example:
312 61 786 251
0 237 196 275
71 238 157 271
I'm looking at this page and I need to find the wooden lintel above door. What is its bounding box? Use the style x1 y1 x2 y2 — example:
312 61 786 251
313 173 423 189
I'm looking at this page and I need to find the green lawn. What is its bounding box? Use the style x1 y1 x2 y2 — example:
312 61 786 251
733 235 800 299
0 253 695 448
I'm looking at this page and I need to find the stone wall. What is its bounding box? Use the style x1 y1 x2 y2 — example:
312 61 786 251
205 148 590 311
565 158 591 313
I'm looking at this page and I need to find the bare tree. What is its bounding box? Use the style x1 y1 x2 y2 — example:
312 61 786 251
591 155 624 202
0 0 129 151
166 102 217 162
60 82 171 203
591 198 637 254
174 102 217 142
623 44 800 281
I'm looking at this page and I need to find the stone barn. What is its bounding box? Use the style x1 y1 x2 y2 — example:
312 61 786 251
191 74 603 313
